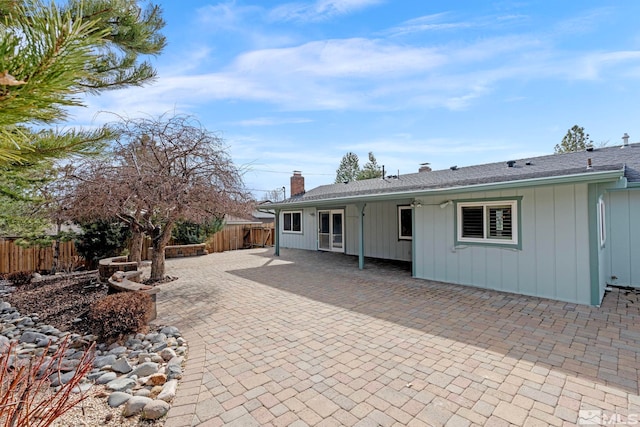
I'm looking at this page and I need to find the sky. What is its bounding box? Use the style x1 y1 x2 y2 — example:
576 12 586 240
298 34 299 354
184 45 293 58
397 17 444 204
69 0 640 200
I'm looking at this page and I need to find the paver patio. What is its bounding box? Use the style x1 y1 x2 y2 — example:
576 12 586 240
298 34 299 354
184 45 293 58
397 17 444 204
156 248 640 426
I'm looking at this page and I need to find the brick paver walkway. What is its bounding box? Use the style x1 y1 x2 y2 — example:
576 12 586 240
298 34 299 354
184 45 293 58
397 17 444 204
156 248 640 426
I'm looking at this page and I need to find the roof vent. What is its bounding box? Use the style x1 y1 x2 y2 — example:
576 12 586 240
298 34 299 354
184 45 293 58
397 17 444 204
587 158 592 170
525 161 533 166
507 160 516 168
622 132 630 148
586 146 594 152
450 165 458 171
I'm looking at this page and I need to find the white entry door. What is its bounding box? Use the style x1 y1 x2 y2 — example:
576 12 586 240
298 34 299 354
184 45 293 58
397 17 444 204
318 209 344 252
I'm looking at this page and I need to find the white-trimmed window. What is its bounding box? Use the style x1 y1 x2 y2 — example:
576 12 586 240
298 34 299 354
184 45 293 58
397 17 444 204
456 200 518 246
398 205 412 240
598 197 606 248
283 211 302 233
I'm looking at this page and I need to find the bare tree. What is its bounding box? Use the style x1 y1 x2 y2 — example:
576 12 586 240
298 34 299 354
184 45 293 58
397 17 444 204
69 114 253 281
261 187 286 202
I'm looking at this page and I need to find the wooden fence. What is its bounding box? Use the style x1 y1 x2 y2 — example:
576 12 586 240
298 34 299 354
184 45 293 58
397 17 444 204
0 238 80 275
206 224 274 253
1 223 275 274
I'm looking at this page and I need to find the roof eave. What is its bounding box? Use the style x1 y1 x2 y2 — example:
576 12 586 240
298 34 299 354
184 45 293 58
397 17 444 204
265 169 625 209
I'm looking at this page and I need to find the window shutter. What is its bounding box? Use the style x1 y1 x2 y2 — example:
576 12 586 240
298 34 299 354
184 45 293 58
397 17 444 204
488 206 512 239
461 206 483 238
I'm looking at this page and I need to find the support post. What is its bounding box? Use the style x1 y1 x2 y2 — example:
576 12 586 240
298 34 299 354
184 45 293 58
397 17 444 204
356 203 366 269
274 209 281 256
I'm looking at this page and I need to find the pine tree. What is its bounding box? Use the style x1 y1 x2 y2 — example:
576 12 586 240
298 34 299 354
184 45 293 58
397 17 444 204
0 0 165 237
0 0 166 165
335 152 360 183
357 152 383 180
555 125 593 153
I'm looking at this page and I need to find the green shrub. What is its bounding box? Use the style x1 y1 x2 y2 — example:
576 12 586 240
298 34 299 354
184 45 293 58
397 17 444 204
74 220 130 269
87 292 152 340
172 217 225 245
7 270 32 286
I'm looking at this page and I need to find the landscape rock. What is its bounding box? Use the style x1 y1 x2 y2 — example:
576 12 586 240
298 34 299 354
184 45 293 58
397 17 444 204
95 372 118 385
19 331 48 344
106 377 136 392
131 361 159 377
107 345 128 356
146 332 167 343
0 280 187 424
160 326 181 337
108 391 132 407
49 370 78 387
151 354 164 363
135 388 152 397
150 385 164 397
123 396 153 417
0 335 9 352
157 379 178 402
146 373 167 386
166 363 183 380
150 342 167 353
94 354 117 368
142 399 170 420
111 357 133 374
160 347 176 361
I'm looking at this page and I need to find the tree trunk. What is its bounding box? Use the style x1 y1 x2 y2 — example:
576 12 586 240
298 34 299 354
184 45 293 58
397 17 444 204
129 230 144 266
51 221 62 274
149 222 174 282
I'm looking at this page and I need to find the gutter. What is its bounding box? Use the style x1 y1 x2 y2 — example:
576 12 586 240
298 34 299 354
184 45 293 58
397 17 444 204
265 169 625 210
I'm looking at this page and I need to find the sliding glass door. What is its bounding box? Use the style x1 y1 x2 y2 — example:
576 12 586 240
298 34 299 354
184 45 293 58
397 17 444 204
318 209 344 252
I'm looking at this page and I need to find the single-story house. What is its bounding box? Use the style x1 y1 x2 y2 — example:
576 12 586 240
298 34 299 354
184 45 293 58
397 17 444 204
265 137 640 306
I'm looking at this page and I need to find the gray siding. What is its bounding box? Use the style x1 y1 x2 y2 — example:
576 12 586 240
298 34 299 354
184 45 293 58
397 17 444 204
345 201 412 261
607 190 640 288
279 208 317 250
413 184 592 304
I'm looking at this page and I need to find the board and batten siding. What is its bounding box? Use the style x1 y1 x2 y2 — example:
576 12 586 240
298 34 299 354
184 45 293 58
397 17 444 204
606 189 640 288
345 201 412 262
413 184 592 305
279 208 318 250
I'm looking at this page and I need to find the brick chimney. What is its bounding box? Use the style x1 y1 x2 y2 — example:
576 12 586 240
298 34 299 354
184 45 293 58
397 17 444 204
419 163 432 173
290 171 305 197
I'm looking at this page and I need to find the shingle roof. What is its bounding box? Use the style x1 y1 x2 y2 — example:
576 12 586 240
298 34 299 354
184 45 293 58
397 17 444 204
276 143 640 205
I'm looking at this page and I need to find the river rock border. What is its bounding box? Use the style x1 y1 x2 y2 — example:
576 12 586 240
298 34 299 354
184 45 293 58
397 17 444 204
0 279 187 422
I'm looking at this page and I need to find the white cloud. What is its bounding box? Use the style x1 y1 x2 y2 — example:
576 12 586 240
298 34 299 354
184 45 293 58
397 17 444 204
231 117 313 126
575 51 640 80
233 38 446 78
384 12 529 37
269 0 383 22
553 8 614 36
384 13 473 36
68 27 640 121
197 2 260 30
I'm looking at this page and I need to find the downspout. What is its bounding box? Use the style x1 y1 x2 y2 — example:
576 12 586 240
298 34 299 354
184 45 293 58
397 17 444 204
357 203 366 269
587 185 601 305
